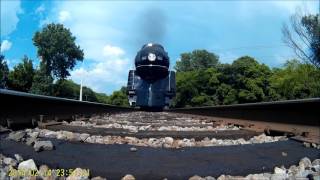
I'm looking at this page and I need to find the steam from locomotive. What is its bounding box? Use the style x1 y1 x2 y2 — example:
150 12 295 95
127 43 176 109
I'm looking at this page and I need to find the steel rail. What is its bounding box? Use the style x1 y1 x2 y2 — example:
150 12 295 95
167 98 320 143
168 98 320 126
0 89 133 126
1 88 319 142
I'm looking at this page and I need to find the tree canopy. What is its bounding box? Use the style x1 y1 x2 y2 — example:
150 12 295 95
270 60 320 99
0 55 9 88
302 14 320 67
282 12 319 68
227 56 273 103
29 63 54 96
33 23 84 79
52 79 98 102
7 56 34 92
175 50 219 72
173 51 320 107
108 87 129 106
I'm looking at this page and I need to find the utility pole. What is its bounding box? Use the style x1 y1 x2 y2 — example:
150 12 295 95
79 61 84 101
80 78 83 101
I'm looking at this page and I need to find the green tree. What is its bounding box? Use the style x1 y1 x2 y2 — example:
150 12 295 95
174 50 221 107
29 63 54 96
173 71 198 107
196 68 220 95
282 12 319 68
53 80 98 102
0 55 9 88
108 87 129 106
175 50 219 72
191 93 216 107
33 23 84 79
173 47 320 107
7 56 34 92
174 52 285 107
82 86 98 102
218 60 281 103
228 56 275 103
270 60 320 99
96 93 110 104
216 83 238 105
53 79 79 99
302 14 320 67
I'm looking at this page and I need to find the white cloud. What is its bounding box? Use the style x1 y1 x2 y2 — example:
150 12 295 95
43 2 144 93
103 45 125 57
270 1 318 14
51 2 135 60
71 45 129 93
1 0 23 37
1 40 12 53
235 1 318 21
36 4 49 28
37 3 132 93
59 10 71 23
35 4 45 14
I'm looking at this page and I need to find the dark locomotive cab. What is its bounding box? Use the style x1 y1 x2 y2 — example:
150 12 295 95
127 43 176 110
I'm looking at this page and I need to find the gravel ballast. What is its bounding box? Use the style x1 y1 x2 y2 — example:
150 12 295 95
1 134 319 180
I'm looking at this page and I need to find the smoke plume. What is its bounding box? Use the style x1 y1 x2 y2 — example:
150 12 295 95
137 8 167 44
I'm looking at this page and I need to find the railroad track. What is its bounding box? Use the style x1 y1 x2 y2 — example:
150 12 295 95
0 89 132 129
0 89 319 180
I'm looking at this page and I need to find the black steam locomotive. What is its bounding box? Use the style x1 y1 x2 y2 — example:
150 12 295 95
127 43 176 110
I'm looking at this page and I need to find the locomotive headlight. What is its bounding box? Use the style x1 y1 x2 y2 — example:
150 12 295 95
148 53 156 61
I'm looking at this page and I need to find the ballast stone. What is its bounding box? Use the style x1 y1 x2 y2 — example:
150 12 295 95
33 141 54 152
18 159 38 171
8 131 26 142
121 174 135 180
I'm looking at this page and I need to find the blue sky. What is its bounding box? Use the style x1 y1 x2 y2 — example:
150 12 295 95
1 0 319 94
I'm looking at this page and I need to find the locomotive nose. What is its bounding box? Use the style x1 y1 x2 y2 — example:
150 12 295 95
134 43 170 81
